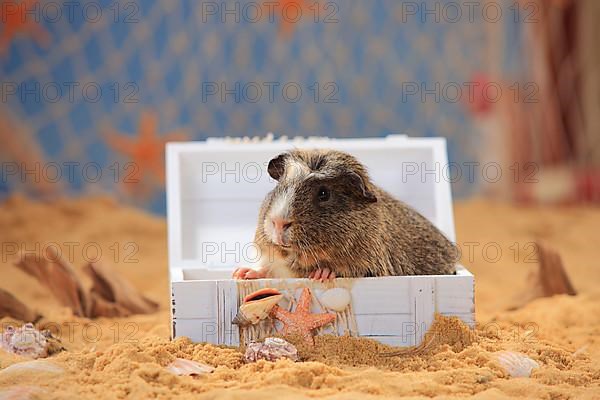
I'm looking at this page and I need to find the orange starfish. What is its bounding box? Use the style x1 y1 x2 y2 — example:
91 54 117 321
0 109 60 197
104 110 186 198
0 0 51 55
270 288 336 345
262 0 314 38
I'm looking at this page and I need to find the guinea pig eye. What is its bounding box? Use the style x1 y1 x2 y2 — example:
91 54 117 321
317 186 330 202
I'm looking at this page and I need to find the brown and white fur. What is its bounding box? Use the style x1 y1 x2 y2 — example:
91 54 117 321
233 149 457 280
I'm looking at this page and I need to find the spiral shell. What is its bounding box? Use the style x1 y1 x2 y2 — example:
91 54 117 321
0 360 64 377
494 351 539 378
0 323 61 359
244 337 299 363
232 288 283 327
319 288 351 312
0 386 43 400
166 358 215 376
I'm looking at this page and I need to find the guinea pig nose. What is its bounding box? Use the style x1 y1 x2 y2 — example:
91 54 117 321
272 217 293 232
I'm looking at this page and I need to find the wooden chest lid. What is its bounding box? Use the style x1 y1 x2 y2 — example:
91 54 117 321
166 135 455 270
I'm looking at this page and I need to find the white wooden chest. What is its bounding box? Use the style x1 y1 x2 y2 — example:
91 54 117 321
167 135 474 347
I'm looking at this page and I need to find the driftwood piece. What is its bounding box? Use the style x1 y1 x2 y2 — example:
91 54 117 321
509 241 576 310
88 293 133 318
0 288 41 322
14 248 89 317
84 262 159 317
11 249 158 319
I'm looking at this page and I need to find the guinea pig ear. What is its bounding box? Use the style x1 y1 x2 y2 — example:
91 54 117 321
348 171 377 203
267 152 289 181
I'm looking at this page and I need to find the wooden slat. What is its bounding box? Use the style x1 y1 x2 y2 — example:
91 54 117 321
173 318 219 344
438 312 475 327
354 313 412 337
350 277 411 314
363 335 413 347
435 275 475 314
174 311 475 346
411 277 435 346
172 281 216 319
217 280 240 346
265 276 412 315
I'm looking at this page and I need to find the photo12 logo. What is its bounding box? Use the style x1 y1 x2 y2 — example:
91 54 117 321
401 81 539 105
398 1 539 24
1 81 139 104
201 81 339 104
0 1 140 24
1 241 140 264
199 1 340 24
1 161 140 185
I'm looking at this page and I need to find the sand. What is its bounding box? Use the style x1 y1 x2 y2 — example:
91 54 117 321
1 195 599 399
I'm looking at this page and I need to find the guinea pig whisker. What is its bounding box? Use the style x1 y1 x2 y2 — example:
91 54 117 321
302 238 322 271
294 236 309 264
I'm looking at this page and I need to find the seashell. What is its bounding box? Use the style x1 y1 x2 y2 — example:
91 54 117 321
0 360 64 378
232 288 283 326
319 288 351 312
0 385 43 400
493 351 540 378
244 337 299 363
165 358 215 376
0 323 63 359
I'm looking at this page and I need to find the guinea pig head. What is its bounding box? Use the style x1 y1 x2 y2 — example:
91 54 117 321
261 149 378 266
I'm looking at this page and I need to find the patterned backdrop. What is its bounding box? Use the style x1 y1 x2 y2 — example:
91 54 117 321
0 0 524 213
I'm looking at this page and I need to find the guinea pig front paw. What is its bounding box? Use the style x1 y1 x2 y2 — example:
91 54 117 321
308 268 336 282
232 267 267 280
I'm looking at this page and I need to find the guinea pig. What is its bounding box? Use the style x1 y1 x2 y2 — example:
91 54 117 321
232 149 458 280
